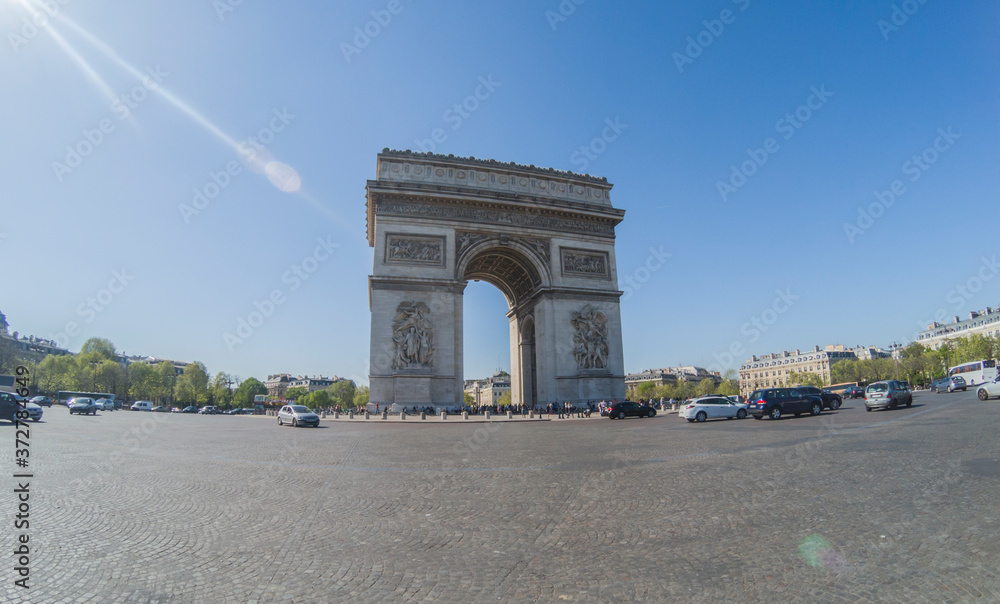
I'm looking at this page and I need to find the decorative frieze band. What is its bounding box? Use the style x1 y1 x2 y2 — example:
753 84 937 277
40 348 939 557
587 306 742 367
373 199 616 237
560 248 610 279
384 234 445 266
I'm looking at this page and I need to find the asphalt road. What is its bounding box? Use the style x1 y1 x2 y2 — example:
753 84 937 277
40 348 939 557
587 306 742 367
2 390 998 603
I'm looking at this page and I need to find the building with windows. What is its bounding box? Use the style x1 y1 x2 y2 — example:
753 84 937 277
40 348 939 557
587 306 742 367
289 375 342 392
265 373 294 398
916 306 1000 349
0 310 71 361
464 371 511 408
739 345 858 397
624 366 720 391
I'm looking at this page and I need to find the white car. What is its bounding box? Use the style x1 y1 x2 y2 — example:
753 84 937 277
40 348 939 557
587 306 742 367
95 398 115 411
976 376 1000 401
679 395 748 423
131 401 154 411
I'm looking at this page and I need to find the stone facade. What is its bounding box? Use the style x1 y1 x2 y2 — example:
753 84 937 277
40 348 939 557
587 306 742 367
367 150 627 410
916 306 1000 348
738 345 857 397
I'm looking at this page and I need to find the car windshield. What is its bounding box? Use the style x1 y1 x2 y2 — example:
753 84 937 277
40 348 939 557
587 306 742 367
749 391 763 400
868 384 888 393
289 405 310 413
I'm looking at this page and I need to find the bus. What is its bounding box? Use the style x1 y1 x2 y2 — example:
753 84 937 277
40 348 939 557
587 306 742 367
948 360 998 387
57 391 116 406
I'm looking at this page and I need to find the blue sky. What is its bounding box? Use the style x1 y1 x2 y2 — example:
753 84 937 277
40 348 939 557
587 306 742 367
1 0 997 386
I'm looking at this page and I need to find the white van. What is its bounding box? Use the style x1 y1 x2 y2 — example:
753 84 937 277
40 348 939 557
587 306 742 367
131 401 154 411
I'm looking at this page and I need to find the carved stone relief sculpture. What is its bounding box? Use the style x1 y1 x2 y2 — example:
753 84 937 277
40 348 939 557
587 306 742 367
391 301 434 370
570 305 609 370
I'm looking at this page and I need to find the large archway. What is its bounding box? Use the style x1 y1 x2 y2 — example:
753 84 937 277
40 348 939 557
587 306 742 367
366 150 627 410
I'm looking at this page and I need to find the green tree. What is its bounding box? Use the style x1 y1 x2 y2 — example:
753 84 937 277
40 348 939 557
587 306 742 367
353 385 370 408
786 371 823 388
327 379 357 409
79 337 117 360
635 381 657 400
696 378 716 397
233 377 267 407
175 361 209 405
156 361 177 404
127 362 159 402
302 390 332 410
464 392 474 405
285 386 309 401
208 372 234 408
497 391 512 407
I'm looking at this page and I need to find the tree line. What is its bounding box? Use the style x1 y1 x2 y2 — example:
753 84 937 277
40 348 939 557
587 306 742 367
7 336 362 410
831 336 1000 388
629 370 740 401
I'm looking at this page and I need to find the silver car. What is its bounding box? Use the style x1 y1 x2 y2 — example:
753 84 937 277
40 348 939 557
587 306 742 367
277 405 320 427
23 402 43 422
865 381 912 412
95 398 115 411
976 376 1000 401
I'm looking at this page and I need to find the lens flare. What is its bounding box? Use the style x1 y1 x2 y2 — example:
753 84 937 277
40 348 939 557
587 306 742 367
265 161 301 193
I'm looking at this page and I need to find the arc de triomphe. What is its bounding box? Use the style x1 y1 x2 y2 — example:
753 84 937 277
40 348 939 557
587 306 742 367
366 149 626 410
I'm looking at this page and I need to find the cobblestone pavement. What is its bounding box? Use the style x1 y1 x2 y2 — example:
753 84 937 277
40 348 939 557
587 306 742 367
2 391 998 603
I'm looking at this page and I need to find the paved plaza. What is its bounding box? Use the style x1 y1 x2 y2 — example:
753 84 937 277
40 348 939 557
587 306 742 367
2 392 999 603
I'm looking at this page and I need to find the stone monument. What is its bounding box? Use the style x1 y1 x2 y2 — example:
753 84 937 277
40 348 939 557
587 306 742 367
366 149 626 411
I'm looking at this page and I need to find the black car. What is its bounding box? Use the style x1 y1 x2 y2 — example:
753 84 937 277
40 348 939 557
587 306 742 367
29 396 53 407
747 388 823 420
607 401 656 420
844 386 864 399
181 406 198 413
796 386 842 410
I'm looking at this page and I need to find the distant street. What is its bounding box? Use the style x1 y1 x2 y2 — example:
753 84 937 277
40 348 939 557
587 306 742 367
3 390 999 603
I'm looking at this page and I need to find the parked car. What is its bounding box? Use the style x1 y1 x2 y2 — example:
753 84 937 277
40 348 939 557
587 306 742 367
277 405 320 427
747 388 823 420
606 401 656 420
131 401 154 411
976 376 1000 401
843 386 864 399
198 406 218 415
23 402 43 421
864 380 913 412
29 395 53 407
796 386 843 410
170 407 182 413
151 406 168 413
181 406 198 413
69 397 97 415
679 396 747 422
94 398 115 411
